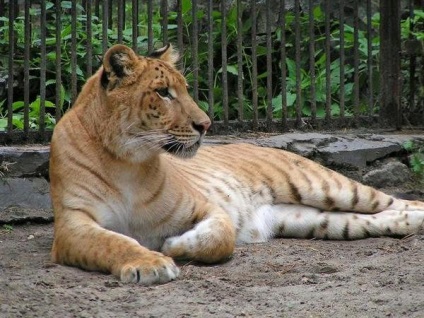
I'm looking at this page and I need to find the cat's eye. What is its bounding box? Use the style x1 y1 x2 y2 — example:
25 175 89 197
156 87 173 100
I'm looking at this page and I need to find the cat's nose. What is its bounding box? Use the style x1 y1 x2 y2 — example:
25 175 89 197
192 120 211 134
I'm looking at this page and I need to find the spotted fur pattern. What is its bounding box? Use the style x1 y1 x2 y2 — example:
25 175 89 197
50 44 424 285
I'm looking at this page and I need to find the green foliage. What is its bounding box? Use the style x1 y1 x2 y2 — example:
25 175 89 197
2 224 14 232
401 9 424 40
404 141 424 181
0 2 423 129
0 97 57 131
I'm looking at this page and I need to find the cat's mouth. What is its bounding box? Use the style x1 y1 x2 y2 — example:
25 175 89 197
161 138 202 158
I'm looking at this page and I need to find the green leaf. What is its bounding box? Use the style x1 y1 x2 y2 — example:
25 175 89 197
12 115 24 129
197 100 209 112
404 140 415 151
59 84 66 110
46 2 54 10
227 5 237 29
182 0 192 15
272 95 282 112
61 1 72 9
12 101 25 111
167 24 178 30
331 103 340 116
45 100 55 108
75 64 84 78
226 65 238 76
410 154 424 173
286 92 296 107
0 118 7 130
312 6 324 22
45 79 56 86
256 45 267 57
30 98 41 114
217 65 238 76
257 71 268 80
286 58 296 78
61 25 72 39
47 51 56 61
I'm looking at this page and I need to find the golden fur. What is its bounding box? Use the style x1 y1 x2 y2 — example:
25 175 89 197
50 44 424 284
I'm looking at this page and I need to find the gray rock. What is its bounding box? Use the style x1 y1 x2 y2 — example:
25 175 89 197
0 146 50 178
0 132 421 224
363 161 412 188
0 178 52 224
317 138 402 169
255 132 333 151
288 142 317 157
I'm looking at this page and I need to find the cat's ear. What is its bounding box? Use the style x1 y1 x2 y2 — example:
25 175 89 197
101 45 139 89
103 44 138 77
149 44 180 67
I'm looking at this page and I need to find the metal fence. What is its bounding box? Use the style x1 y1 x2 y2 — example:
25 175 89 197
0 0 423 143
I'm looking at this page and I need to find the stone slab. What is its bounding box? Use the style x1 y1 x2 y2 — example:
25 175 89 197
0 178 52 224
0 146 50 178
363 161 412 188
316 137 402 168
0 132 423 223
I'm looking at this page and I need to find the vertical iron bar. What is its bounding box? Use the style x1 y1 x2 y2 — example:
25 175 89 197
379 0 401 128
366 0 373 114
71 0 78 105
421 0 424 113
40 0 47 135
118 0 124 43
24 0 30 133
251 0 258 129
55 0 62 121
7 0 15 132
95 0 100 17
108 0 113 30
408 0 416 115
86 0 93 76
207 0 214 127
266 0 273 129
132 0 138 51
295 0 302 126
308 0 316 123
0 0 4 28
339 0 345 118
221 0 228 127
280 0 287 129
55 0 62 123
353 1 359 118
122 0 126 31
102 0 109 54
161 0 168 44
191 0 199 103
236 0 244 121
324 0 331 120
147 0 153 52
177 0 183 53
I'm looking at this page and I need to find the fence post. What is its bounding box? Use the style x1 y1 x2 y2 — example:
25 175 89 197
379 0 401 129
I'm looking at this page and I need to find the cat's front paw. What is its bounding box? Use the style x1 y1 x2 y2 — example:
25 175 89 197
119 251 180 285
161 236 189 259
162 230 234 263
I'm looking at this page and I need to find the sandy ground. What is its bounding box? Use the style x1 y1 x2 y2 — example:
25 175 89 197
1 134 424 317
1 217 423 318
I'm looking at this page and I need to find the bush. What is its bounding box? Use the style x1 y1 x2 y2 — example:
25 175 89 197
0 1 423 130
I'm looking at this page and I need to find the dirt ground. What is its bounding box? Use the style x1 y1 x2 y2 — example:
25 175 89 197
1 203 424 318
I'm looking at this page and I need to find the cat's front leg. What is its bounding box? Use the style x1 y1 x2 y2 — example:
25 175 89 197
162 204 236 263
